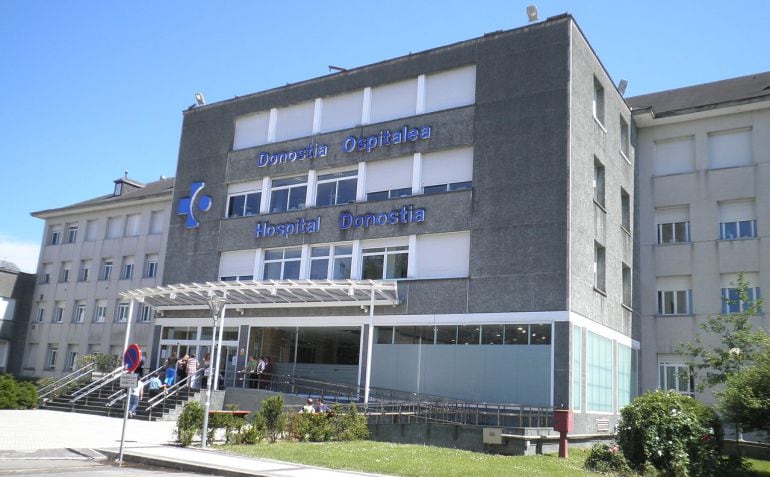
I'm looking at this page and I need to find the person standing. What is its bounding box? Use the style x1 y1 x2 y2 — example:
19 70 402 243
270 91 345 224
186 354 199 389
245 356 258 389
164 351 178 387
128 380 144 417
260 356 273 390
137 352 146 378
177 354 189 382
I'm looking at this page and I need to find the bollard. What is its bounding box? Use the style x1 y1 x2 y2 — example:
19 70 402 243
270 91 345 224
553 409 573 459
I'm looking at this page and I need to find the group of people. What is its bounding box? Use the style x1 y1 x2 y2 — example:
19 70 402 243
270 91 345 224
301 397 331 414
162 351 207 390
242 355 273 390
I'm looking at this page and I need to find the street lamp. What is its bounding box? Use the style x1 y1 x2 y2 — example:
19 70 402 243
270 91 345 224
201 295 226 448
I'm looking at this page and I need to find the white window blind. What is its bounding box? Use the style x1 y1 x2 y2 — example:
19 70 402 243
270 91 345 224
721 272 759 289
709 128 752 169
365 156 413 192
370 79 417 124
320 90 363 133
657 275 692 291
415 232 470 279
149 210 165 234
106 217 122 239
654 136 695 175
425 65 476 113
422 147 473 187
219 250 257 278
228 180 262 195
656 206 689 224
85 219 99 241
275 100 314 142
233 110 270 150
125 214 140 236
719 200 755 222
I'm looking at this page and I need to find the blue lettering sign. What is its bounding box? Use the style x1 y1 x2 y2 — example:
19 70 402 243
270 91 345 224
339 205 425 230
255 217 321 238
257 144 328 168
342 125 431 154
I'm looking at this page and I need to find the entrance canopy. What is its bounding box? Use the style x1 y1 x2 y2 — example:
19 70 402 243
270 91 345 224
119 279 400 311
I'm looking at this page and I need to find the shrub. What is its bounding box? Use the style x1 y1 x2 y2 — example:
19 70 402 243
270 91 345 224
235 412 266 445
175 401 204 447
15 381 38 409
617 390 723 476
0 374 19 409
290 411 334 442
584 443 633 476
331 403 370 441
78 353 119 372
259 395 286 443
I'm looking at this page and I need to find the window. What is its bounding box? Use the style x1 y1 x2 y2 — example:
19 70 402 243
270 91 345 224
274 100 314 142
659 362 693 396
120 257 134 280
722 286 761 314
53 302 65 323
79 260 91 282
365 156 413 201
658 290 692 315
719 200 756 239
263 247 302 280
594 242 606 292
362 246 408 280
94 301 108 322
617 345 633 408
36 305 45 322
66 224 78 243
116 302 130 322
622 264 632 307
319 90 364 133
415 232 471 279
65 349 78 371
46 344 58 369
421 147 474 194
594 158 605 207
144 255 158 278
587 331 613 412
656 206 690 244
269 176 307 213
59 262 71 283
85 219 99 241
654 136 695 175
40 263 52 284
100 260 113 280
106 216 122 239
592 78 605 126
708 128 752 169
620 188 631 232
620 116 630 160
228 190 262 217
149 210 165 234
425 65 476 113
370 78 417 124
125 214 141 236
219 249 256 281
73 302 86 323
309 245 352 280
572 326 582 410
233 110 270 150
315 170 357 206
49 226 62 245
139 304 152 322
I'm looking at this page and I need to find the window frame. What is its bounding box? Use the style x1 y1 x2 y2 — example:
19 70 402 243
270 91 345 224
66 225 78 244
592 78 605 127
116 302 130 322
657 289 692 316
73 302 86 323
721 287 761 314
262 247 302 280
315 170 358 207
593 158 605 208
719 220 757 240
269 175 308 213
227 190 262 218
659 362 694 396
101 260 113 281
309 244 353 280
361 245 409 280
658 221 691 244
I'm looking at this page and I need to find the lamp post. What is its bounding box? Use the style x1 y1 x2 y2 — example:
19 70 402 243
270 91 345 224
201 295 226 448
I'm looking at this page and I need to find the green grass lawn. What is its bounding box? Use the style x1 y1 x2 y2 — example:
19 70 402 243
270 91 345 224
221 441 770 477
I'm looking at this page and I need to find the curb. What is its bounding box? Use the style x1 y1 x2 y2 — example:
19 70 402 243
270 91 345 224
98 448 270 477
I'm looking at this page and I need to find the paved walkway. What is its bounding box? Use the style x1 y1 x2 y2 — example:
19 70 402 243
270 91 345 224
0 410 384 477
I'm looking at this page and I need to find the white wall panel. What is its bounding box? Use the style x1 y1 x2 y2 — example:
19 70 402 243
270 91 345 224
219 250 257 278
275 101 314 142
425 65 476 113
415 232 470 279
233 111 270 150
718 200 755 222
320 90 363 133
422 147 473 187
370 79 417 124
655 206 689 223
365 156 413 192
654 136 694 176
228 180 262 195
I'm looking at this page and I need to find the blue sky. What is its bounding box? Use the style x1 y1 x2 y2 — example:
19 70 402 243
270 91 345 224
2 1 769 273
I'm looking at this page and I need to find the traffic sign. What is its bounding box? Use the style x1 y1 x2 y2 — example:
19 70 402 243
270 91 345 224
123 344 142 373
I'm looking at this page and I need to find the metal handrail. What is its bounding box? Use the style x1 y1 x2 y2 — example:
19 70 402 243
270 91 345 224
105 365 166 407
69 366 124 403
145 368 205 411
38 362 97 402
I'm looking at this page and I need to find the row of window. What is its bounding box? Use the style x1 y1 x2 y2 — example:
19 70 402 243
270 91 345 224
221 232 471 283
375 324 552 345
39 255 159 284
593 158 632 231
653 127 754 176
234 65 476 150
593 242 633 306
48 210 166 246
36 300 153 324
592 77 632 163
656 200 760 244
656 287 762 316
227 148 473 218
43 344 78 371
657 221 758 244
575 328 636 413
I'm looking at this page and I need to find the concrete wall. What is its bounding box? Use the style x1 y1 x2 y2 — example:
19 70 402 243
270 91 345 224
0 269 35 376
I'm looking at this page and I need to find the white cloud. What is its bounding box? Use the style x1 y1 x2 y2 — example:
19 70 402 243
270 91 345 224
0 235 40 273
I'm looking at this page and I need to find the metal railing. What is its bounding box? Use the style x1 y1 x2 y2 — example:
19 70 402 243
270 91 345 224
38 362 97 403
105 365 165 407
144 368 205 416
69 366 124 403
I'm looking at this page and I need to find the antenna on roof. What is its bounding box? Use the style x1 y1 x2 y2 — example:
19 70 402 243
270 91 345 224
618 79 628 96
328 65 347 73
526 5 539 22
195 92 206 106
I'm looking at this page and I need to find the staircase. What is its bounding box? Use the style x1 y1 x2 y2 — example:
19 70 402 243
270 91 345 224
40 365 201 421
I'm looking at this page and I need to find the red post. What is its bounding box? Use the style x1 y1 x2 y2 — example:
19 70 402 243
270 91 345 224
553 409 573 459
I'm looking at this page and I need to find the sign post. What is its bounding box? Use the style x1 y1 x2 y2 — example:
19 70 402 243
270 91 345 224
118 344 141 465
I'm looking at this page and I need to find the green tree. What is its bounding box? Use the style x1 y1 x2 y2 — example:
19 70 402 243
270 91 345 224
677 273 769 392
259 395 286 443
719 347 770 433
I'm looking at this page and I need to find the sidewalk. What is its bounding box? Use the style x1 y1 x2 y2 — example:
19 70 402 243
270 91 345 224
0 410 384 477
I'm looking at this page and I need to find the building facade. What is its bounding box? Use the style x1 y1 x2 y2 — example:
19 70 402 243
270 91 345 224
0 261 35 376
151 14 638 434
630 73 770 402
22 176 173 378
